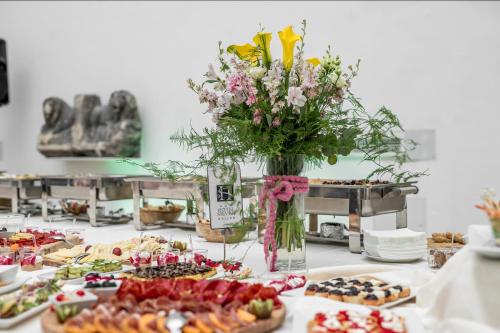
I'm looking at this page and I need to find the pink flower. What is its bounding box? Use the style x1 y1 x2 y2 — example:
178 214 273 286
246 93 257 106
253 108 262 125
272 117 281 127
287 87 307 108
226 70 258 106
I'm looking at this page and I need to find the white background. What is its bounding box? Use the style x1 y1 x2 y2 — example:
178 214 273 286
0 1 499 233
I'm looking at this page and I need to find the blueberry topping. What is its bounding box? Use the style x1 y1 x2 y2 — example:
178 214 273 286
345 289 359 296
328 289 343 295
307 284 319 291
393 285 403 291
364 294 378 300
362 282 373 287
384 290 391 297
364 287 374 293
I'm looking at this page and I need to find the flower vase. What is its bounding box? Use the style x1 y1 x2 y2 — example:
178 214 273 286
262 155 307 272
490 217 500 246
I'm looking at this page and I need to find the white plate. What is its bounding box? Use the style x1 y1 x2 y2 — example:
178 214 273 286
282 280 416 309
362 252 424 263
0 301 50 329
291 296 424 333
0 276 29 295
470 239 500 259
38 265 133 285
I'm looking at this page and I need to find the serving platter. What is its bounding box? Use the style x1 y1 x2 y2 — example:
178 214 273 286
0 301 50 329
0 276 29 295
290 296 423 333
40 305 286 333
37 266 134 285
362 251 425 263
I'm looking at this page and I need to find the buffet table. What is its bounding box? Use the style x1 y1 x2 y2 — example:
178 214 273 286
5 216 430 333
5 218 499 333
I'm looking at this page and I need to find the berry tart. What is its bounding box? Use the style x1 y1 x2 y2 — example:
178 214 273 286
307 309 407 333
304 276 411 307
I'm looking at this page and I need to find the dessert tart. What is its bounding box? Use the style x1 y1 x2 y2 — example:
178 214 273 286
304 276 411 307
307 309 407 333
120 262 217 281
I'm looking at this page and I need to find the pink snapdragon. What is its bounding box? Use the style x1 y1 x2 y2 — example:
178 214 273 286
226 70 258 106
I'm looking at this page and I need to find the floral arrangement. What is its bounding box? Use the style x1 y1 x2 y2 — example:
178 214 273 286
148 20 424 182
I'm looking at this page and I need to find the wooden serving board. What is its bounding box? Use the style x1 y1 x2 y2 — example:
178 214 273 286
41 306 286 333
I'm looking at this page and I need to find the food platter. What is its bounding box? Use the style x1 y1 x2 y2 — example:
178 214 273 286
291 296 424 333
40 305 286 333
0 302 51 329
0 276 29 295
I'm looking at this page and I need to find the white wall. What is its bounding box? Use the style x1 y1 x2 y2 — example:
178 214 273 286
0 1 499 233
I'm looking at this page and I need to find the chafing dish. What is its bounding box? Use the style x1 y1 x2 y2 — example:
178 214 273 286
126 177 261 231
305 180 418 253
0 176 43 214
41 175 133 226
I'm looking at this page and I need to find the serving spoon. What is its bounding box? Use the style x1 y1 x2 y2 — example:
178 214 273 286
165 310 187 333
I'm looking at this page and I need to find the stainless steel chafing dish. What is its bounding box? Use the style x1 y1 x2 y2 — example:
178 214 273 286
0 176 43 214
126 176 261 231
305 180 418 253
41 175 133 226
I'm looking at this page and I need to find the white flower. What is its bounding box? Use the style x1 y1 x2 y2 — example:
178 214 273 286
286 87 307 108
335 77 347 88
328 72 338 83
207 64 218 80
217 93 232 110
249 67 267 80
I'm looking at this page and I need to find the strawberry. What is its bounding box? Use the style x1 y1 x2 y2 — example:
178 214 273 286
112 247 122 256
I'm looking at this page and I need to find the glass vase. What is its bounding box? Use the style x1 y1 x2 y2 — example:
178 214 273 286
265 155 307 272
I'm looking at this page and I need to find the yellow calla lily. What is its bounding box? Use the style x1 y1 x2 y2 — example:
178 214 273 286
253 32 272 67
227 43 261 63
278 25 302 71
306 57 321 67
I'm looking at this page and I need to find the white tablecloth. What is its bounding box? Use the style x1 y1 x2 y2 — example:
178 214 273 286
416 225 500 333
6 219 500 333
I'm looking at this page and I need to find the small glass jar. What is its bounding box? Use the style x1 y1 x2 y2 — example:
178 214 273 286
185 248 208 265
129 249 152 268
427 245 461 269
156 249 180 266
0 250 16 265
65 228 85 244
20 248 43 271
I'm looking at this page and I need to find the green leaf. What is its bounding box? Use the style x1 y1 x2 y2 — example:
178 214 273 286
327 155 338 165
265 114 273 127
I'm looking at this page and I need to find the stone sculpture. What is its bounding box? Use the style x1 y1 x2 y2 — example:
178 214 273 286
37 90 141 157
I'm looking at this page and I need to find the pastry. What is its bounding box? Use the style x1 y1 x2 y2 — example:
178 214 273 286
120 262 217 281
362 291 385 306
307 309 407 333
304 276 411 307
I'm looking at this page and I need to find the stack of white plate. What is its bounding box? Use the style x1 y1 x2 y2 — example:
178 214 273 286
363 228 427 262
